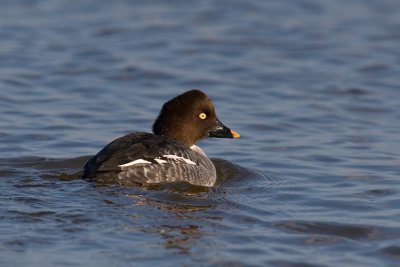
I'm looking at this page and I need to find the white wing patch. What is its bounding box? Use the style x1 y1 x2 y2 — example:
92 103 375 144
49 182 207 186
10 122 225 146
154 158 168 164
163 154 197 165
118 159 151 168
118 155 197 168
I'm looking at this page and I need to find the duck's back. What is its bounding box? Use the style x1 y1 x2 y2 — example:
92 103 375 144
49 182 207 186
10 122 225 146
83 132 216 186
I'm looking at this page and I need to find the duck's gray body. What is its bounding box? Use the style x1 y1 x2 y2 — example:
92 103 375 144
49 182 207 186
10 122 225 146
83 132 216 186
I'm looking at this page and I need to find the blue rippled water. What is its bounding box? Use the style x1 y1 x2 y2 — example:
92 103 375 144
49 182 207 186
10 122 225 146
1 1 400 266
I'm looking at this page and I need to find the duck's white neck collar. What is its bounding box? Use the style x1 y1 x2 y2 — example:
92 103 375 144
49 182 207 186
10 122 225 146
190 145 206 156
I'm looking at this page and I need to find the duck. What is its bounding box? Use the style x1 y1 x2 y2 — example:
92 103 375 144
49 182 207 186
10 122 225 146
82 89 240 187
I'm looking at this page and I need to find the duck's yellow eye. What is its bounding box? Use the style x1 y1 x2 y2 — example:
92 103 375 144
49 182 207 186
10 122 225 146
199 113 207 120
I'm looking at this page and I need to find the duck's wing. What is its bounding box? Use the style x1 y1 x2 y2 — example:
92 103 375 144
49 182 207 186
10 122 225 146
83 132 152 175
83 132 216 186
84 132 184 173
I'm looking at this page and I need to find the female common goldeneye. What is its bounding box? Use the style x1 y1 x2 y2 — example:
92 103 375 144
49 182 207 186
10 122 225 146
83 89 240 187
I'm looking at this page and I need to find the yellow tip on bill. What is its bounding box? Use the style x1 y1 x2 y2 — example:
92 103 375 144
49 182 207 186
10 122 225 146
230 129 240 138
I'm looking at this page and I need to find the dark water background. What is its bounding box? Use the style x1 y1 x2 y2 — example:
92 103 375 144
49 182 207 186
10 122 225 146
1 0 400 266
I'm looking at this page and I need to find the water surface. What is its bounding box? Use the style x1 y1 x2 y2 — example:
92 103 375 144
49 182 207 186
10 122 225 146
1 1 400 266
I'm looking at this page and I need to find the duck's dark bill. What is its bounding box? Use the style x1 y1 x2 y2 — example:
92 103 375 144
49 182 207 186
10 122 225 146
209 119 240 138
